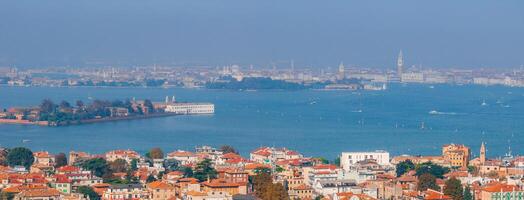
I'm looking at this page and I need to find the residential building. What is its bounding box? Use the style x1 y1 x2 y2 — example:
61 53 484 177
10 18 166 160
340 151 390 171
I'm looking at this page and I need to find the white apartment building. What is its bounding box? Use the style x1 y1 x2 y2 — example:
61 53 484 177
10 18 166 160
165 103 215 114
340 151 390 171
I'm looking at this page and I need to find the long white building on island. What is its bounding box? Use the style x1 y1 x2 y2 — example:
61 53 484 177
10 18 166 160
165 103 215 114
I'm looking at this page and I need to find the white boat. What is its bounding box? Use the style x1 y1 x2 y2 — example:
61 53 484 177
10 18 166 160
429 110 439 115
481 100 488 106
22 139 30 143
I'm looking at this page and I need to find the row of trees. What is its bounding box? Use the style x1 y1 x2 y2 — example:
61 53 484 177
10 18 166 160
0 147 67 170
396 160 450 178
38 98 157 123
396 160 474 200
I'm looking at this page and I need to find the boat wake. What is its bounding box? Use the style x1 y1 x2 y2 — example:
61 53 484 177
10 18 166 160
428 110 460 115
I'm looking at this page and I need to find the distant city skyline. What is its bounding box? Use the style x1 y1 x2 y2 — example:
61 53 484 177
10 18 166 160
1 0 523 67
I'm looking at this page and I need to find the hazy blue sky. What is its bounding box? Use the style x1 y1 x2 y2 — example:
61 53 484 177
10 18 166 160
1 0 523 68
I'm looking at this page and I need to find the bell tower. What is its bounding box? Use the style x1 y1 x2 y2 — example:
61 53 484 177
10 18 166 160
480 142 486 165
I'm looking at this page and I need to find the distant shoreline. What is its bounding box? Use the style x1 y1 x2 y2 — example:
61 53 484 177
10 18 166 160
0 112 180 127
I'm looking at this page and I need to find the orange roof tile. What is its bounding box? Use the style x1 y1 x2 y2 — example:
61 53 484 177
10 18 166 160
482 183 521 192
147 181 174 190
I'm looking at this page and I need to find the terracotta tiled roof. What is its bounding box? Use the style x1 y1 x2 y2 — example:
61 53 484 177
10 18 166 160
33 151 51 158
202 179 240 188
167 171 184 176
244 163 270 170
57 165 80 173
147 181 174 190
178 177 199 183
168 150 195 157
482 183 521 192
3 184 49 193
444 171 469 178
292 184 312 190
185 190 207 196
397 175 417 182
18 188 60 197
222 153 242 159
424 189 452 200
337 192 376 200
313 164 338 170
54 174 71 183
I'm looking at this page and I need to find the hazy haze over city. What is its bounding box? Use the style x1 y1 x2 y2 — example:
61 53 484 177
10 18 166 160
1 0 523 68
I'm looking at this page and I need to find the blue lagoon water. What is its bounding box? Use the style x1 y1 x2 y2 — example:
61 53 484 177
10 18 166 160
0 84 523 159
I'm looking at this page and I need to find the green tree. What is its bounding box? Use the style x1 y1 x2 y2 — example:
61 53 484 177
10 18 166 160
144 99 155 113
333 157 341 167
0 148 9 166
396 160 415 177
109 159 128 173
219 145 239 154
263 182 289 200
163 159 179 171
415 162 449 178
77 186 100 200
417 173 440 191
463 186 473 200
316 157 330 164
59 100 72 110
444 177 463 200
0 190 15 200
180 166 193 178
252 169 289 200
193 159 217 182
76 100 85 108
130 159 138 171
146 174 157 183
275 165 285 173
81 158 111 178
54 153 68 168
6 147 34 169
40 99 56 114
147 147 164 159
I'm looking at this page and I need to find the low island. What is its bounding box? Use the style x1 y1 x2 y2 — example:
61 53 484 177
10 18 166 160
0 96 214 126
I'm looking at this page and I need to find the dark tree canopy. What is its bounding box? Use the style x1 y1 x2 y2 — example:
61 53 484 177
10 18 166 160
143 99 155 113
76 100 85 108
252 170 290 200
417 173 440 191
396 160 415 177
146 174 157 183
444 177 463 200
415 162 450 178
147 147 164 159
463 186 473 200
130 159 138 171
6 147 34 169
77 186 100 200
193 159 217 182
109 159 128 173
59 100 71 110
40 99 56 114
163 159 179 172
81 158 111 178
54 153 68 168
219 145 239 154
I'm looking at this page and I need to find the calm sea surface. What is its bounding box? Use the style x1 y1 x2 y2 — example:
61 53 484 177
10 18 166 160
0 84 523 159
